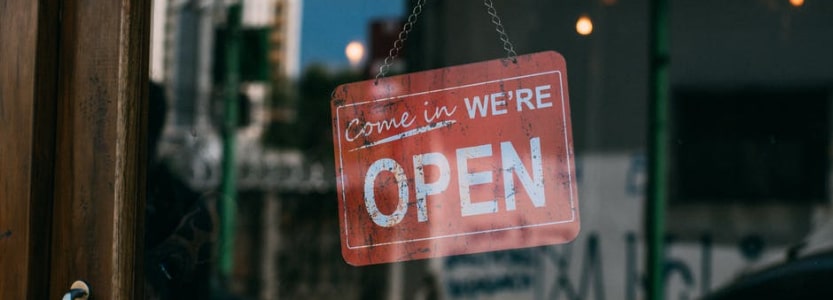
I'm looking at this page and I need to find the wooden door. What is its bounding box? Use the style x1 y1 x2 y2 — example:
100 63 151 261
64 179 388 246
0 0 151 298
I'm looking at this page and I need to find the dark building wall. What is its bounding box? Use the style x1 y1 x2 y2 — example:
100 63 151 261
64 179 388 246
408 0 833 153
671 0 833 86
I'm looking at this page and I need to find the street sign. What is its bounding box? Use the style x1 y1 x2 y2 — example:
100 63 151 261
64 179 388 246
331 51 579 266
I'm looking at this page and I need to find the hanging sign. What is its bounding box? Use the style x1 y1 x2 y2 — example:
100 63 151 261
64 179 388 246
331 51 579 266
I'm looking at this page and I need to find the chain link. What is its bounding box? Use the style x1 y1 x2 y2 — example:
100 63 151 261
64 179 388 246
375 0 427 83
484 0 518 63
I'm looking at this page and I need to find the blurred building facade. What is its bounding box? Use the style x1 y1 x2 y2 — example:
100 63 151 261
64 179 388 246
267 0 303 79
149 0 316 192
148 1 363 298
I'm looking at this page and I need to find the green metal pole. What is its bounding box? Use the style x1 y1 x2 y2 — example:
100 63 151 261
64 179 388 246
220 3 242 279
647 0 669 299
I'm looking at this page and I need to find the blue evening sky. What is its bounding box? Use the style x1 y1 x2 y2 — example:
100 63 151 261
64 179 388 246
301 0 405 72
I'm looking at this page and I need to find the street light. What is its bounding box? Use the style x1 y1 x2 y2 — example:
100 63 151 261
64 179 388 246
790 0 804 7
576 15 593 36
345 41 365 68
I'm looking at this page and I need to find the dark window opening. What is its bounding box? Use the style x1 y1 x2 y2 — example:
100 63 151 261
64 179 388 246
671 88 830 205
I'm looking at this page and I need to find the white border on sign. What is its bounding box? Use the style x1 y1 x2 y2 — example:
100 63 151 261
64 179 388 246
336 70 576 249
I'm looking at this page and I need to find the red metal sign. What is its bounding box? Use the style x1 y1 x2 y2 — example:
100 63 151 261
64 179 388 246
331 51 579 266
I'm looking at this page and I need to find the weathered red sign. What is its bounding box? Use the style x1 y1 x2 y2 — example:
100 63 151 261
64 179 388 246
331 51 579 266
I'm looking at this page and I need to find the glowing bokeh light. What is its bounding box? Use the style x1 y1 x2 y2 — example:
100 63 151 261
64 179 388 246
345 41 365 67
576 15 594 36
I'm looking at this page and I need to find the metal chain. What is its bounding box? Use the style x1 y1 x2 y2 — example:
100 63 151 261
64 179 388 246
375 0 427 83
375 0 519 82
484 0 518 63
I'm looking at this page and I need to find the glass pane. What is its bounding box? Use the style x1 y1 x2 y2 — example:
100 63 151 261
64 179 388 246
145 0 833 299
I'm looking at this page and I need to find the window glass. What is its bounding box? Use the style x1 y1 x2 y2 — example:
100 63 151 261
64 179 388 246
146 0 833 299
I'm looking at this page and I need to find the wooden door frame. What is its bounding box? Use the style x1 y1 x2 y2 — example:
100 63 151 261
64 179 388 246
0 1 60 299
1 0 151 298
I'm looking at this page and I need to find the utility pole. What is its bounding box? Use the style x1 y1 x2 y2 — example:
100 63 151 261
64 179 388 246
221 2 242 280
647 0 670 299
